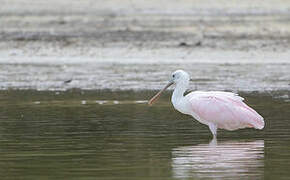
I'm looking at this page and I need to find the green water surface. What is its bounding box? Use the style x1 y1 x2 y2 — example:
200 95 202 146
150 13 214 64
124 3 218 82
0 90 289 180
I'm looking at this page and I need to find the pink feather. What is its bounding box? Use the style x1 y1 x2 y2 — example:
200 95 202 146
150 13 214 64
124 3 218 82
186 91 264 131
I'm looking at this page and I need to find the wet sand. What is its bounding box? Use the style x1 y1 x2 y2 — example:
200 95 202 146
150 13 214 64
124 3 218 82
0 0 290 92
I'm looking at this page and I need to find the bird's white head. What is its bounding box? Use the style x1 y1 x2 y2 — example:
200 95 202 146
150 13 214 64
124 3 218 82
170 70 190 86
148 70 190 105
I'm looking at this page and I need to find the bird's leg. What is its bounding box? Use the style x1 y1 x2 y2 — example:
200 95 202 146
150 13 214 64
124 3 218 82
208 123 217 139
209 138 217 146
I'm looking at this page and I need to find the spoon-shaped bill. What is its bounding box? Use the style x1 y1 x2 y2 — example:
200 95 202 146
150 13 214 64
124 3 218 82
148 82 173 105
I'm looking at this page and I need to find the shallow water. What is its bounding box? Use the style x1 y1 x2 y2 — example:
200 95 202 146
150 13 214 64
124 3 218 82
0 90 289 179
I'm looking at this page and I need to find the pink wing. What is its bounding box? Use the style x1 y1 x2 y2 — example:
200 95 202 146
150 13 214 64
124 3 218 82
186 91 265 130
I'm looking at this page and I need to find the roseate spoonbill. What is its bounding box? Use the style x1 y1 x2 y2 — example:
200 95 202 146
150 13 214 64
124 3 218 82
148 70 264 138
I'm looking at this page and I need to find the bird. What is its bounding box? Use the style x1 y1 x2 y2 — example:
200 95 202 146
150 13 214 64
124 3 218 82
148 70 264 138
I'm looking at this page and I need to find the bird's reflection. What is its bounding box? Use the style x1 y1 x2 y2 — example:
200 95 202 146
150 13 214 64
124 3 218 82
172 139 264 179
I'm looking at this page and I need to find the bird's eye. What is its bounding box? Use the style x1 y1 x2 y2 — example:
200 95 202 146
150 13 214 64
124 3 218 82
172 74 175 78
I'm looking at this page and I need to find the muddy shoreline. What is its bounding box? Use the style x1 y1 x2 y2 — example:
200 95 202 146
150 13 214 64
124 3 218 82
0 0 290 92
2 0 290 52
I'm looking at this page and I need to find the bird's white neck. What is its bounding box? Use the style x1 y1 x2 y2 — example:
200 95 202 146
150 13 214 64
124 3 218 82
171 82 188 105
